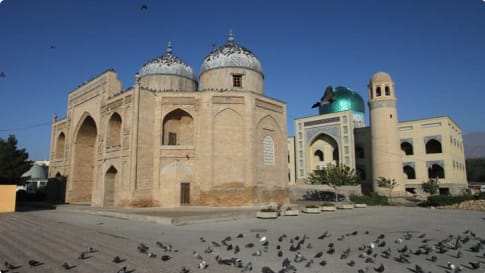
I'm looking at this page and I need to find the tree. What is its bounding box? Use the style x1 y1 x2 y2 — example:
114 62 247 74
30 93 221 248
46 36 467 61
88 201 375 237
422 178 439 195
308 163 359 202
0 135 32 183
377 177 398 204
466 158 485 182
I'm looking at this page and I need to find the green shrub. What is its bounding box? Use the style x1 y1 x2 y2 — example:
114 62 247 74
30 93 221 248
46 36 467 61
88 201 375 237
474 192 485 200
350 192 389 206
426 194 475 207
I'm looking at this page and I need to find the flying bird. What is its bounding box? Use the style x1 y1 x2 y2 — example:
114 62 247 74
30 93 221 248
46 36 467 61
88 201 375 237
312 86 335 108
140 4 148 11
0 72 5 78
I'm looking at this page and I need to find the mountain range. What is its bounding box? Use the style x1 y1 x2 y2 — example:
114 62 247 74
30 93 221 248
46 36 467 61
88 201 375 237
463 132 485 159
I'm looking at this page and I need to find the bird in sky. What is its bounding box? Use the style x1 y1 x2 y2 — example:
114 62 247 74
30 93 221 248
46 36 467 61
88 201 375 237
0 72 5 78
140 4 148 11
312 86 335 108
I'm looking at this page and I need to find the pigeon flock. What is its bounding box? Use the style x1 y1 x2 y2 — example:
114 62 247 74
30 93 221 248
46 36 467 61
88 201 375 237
1 222 484 273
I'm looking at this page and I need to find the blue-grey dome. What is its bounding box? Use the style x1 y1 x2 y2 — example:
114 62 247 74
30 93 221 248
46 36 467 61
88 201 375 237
139 42 196 81
200 32 263 75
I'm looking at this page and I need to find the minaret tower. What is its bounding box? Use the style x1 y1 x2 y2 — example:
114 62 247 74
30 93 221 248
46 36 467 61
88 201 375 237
368 72 405 194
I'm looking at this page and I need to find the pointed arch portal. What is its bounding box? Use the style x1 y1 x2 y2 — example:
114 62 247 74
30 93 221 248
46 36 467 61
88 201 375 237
70 115 97 203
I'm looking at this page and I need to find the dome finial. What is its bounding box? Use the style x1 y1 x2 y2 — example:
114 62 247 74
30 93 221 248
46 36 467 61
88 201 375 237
228 29 234 45
166 41 173 55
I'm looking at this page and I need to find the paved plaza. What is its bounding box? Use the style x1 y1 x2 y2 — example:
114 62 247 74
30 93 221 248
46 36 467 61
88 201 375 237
0 205 484 273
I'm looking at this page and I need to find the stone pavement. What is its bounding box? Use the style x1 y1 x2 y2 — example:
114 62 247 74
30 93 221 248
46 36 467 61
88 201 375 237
0 205 484 273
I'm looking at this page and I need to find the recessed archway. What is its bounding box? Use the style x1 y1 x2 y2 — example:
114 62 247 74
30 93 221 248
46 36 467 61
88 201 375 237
107 113 122 147
71 115 97 203
104 166 117 207
309 133 339 170
55 132 65 159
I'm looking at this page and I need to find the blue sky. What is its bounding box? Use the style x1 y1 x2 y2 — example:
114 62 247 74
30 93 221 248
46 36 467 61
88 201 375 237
1 0 484 160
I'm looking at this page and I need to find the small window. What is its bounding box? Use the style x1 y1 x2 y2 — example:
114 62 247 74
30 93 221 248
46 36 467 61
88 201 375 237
385 86 391 96
233 74 242 87
376 87 382 97
168 132 177 145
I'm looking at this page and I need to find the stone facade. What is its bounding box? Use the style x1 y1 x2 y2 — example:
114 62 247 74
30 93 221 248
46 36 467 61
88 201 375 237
290 72 467 195
49 36 288 208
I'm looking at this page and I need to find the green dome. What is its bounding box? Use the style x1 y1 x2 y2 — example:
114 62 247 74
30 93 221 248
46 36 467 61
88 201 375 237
318 86 365 115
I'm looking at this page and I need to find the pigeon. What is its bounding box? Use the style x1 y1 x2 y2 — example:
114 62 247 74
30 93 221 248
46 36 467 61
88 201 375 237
312 86 335 108
358 267 369 273
305 259 314 268
62 262 74 270
179 266 190 273
347 260 356 267
259 236 267 242
212 241 221 247
200 237 206 243
252 250 262 256
318 231 329 239
234 245 240 254
29 260 43 267
204 246 213 254
161 255 172 261
414 264 425 273
294 251 306 263
327 247 335 254
261 266 275 273
277 250 283 257
78 252 89 260
319 260 327 266
314 251 323 258
199 259 208 270
374 263 385 272
456 250 462 258
237 233 244 238
113 255 125 263
427 255 437 262
469 261 480 269
241 261 253 272
0 72 5 78
140 4 148 11
4 261 19 270
245 243 254 248
340 248 351 259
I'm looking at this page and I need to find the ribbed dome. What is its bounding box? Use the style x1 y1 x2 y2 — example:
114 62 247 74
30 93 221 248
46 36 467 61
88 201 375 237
371 72 392 82
138 42 196 81
200 31 263 75
319 86 365 115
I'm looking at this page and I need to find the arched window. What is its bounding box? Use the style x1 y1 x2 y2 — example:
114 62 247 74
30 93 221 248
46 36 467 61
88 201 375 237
314 150 324 162
263 135 275 166
55 132 65 159
107 113 122 147
425 139 442 154
376 87 382 97
162 109 194 145
385 86 391 96
403 165 416 179
428 164 445 179
401 141 414 155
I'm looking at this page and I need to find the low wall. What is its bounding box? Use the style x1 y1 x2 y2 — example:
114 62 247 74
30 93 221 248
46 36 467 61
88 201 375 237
0 185 16 213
